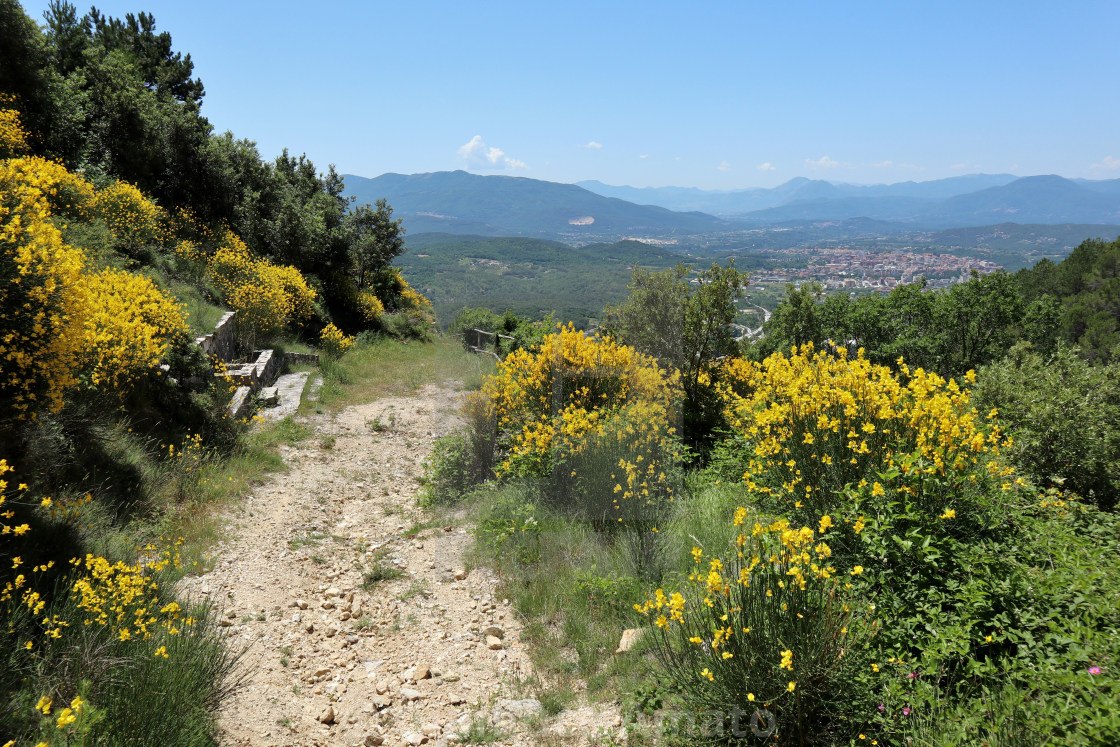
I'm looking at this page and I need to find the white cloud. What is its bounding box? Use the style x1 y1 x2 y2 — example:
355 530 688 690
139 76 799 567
1091 155 1120 170
756 162 775 171
805 155 839 169
717 161 731 172
583 141 603 149
871 160 893 168
898 162 923 171
457 135 527 170
639 154 649 159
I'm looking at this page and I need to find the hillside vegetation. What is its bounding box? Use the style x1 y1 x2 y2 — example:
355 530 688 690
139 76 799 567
400 234 716 327
0 2 432 743
4 1 1120 744
426 247 1120 745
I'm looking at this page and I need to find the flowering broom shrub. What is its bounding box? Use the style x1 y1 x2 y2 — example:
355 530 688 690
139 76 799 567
319 323 355 358
3 153 201 419
206 229 316 341
640 344 1029 743
362 267 434 338
0 99 29 158
479 326 683 574
2 458 239 744
79 267 190 390
483 324 680 478
357 289 385 323
1 157 89 420
323 270 385 325
637 517 870 742
87 180 166 256
556 400 683 575
717 342 1013 526
14 155 94 218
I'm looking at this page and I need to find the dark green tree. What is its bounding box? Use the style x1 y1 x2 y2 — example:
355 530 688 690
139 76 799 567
345 198 406 290
757 282 825 355
603 262 748 458
937 271 1024 376
601 264 690 368
975 344 1120 511
0 0 57 152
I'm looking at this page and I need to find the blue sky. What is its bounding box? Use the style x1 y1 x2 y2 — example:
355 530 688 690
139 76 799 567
20 0 1120 189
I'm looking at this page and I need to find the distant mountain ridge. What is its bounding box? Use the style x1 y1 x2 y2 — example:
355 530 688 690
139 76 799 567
578 174 1120 226
343 171 1120 236
342 171 728 238
575 174 1022 214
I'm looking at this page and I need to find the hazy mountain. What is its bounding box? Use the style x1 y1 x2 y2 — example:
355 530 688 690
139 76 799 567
345 171 1120 237
742 196 934 222
925 176 1120 225
343 171 727 237
722 175 1120 226
577 174 1020 214
1068 177 1120 195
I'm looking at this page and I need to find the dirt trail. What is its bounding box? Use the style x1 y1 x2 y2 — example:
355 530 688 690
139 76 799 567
181 382 619 747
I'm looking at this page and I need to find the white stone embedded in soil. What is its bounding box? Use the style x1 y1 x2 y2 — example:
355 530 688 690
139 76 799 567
615 627 646 653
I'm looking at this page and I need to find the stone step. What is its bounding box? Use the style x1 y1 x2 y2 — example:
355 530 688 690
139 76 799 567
254 372 311 424
228 385 253 422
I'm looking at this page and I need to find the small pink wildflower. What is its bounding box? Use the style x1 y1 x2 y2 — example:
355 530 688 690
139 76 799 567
877 704 885 711
902 707 911 716
1088 666 1102 675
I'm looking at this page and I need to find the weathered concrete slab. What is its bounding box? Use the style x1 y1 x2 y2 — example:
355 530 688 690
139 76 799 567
255 372 311 423
283 352 320 366
197 311 238 361
252 349 280 386
228 385 253 421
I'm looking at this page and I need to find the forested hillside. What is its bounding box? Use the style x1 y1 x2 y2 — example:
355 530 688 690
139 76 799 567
399 234 714 326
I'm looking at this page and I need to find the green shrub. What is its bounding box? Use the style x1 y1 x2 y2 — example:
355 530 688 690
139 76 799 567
381 310 433 340
420 392 496 506
975 343 1120 510
476 484 543 569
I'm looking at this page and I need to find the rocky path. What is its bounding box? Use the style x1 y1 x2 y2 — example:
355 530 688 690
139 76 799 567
182 382 620 747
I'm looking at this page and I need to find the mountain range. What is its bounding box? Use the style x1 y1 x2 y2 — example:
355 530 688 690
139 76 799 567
576 174 1022 214
343 170 1120 239
579 174 1120 226
343 171 727 237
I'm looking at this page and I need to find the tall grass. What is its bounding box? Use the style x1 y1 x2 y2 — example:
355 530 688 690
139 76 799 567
3 563 245 744
317 335 491 410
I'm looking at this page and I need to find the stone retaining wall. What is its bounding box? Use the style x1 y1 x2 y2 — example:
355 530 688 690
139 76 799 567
195 311 238 362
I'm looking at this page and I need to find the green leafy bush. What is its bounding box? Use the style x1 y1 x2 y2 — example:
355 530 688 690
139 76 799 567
975 343 1120 510
420 392 496 506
